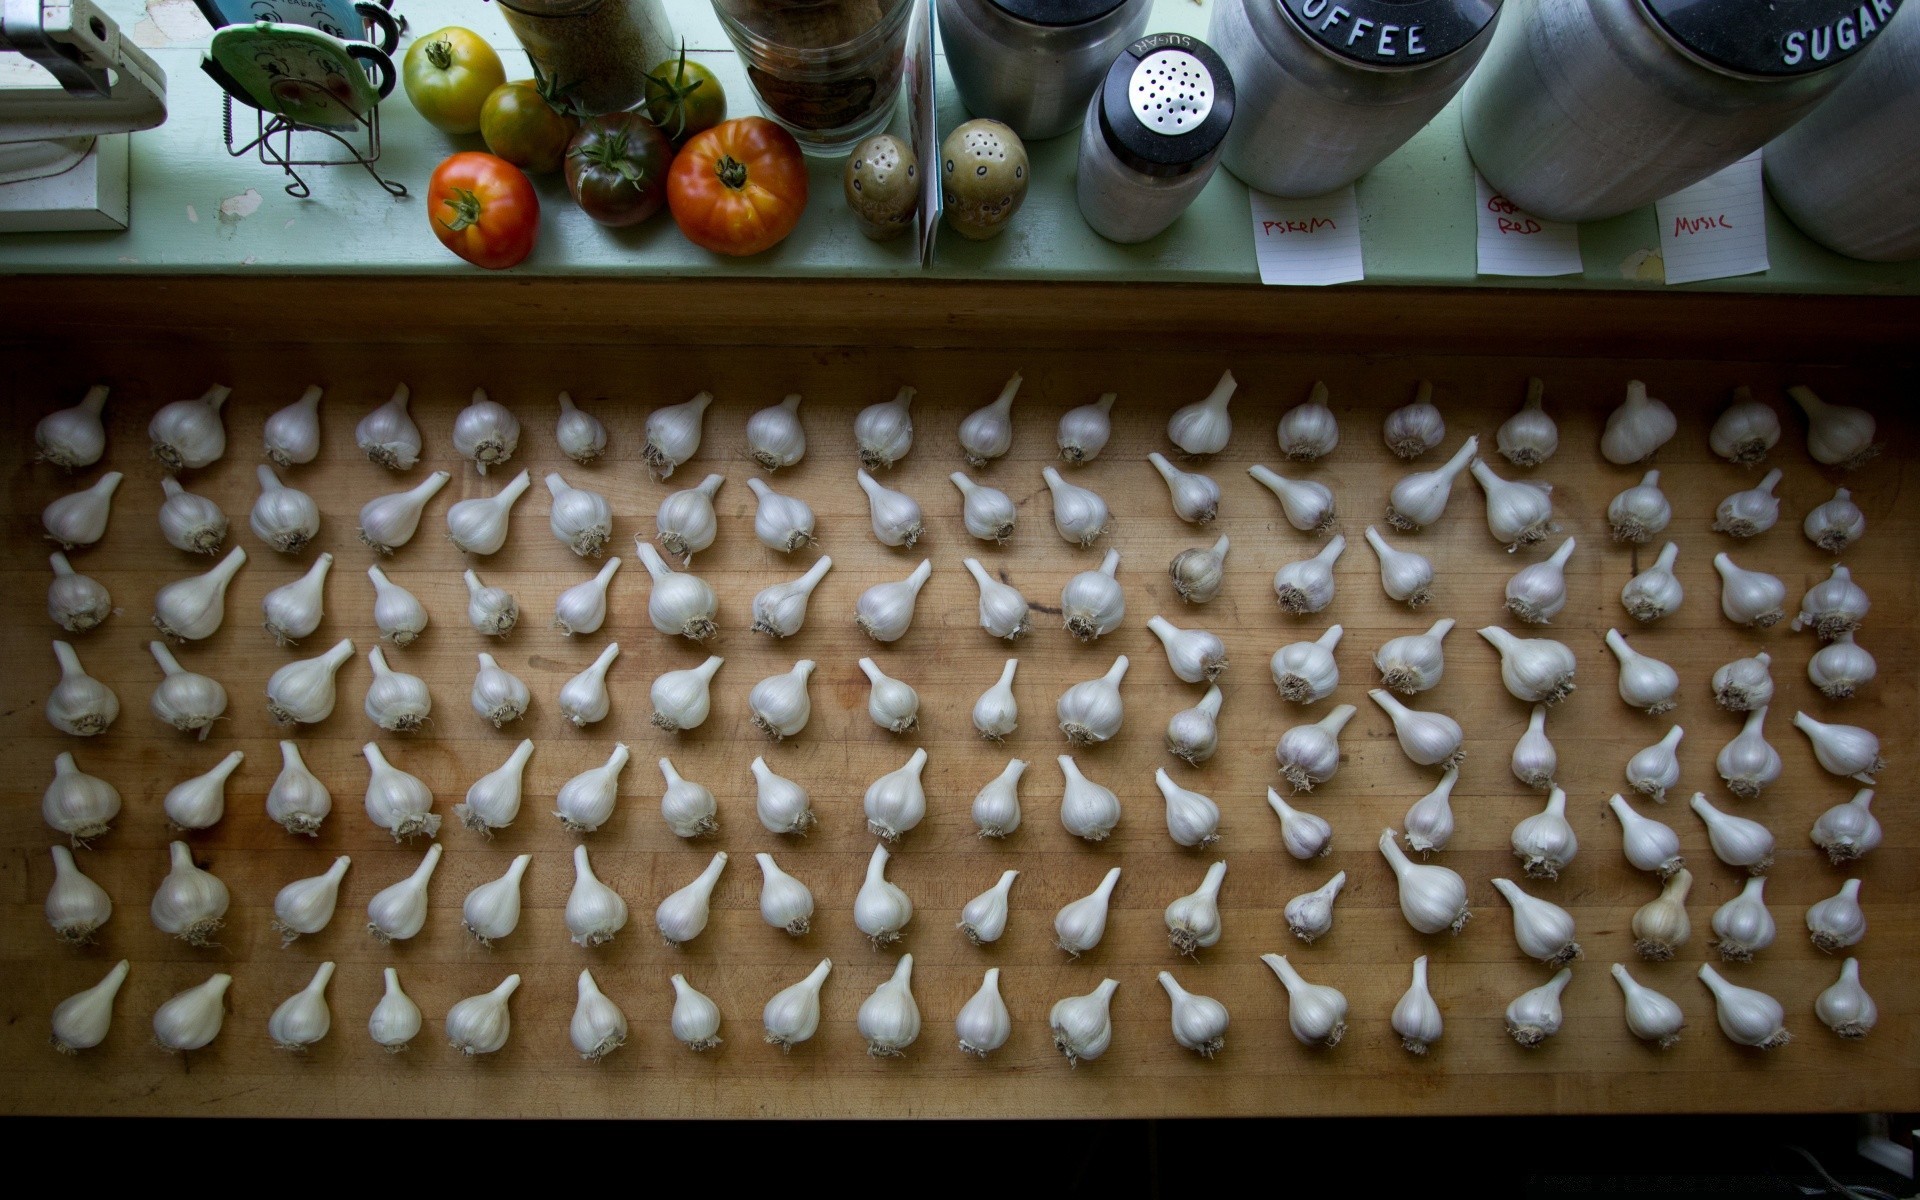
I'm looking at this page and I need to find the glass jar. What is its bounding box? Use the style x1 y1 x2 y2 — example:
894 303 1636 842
712 0 915 155
1075 34 1234 244
496 0 675 116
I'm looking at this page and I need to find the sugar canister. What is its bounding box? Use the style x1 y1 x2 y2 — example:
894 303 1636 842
1076 33 1236 242
1209 0 1501 197
936 0 1154 140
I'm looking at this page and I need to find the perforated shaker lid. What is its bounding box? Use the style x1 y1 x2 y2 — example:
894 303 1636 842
1275 0 1500 67
1098 33 1235 177
990 0 1136 25
1638 0 1902 78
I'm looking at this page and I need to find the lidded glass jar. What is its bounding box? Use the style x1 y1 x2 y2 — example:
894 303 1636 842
496 0 676 115
1076 33 1235 243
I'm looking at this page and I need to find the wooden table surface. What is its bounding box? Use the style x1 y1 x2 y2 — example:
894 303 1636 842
1 344 1910 1118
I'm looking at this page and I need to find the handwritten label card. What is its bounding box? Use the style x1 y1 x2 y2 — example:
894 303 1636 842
1474 172 1582 277
1656 151 1769 285
1249 186 1364 286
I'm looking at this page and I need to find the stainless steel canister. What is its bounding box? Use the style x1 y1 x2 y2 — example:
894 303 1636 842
1765 2 1920 262
1463 0 1901 224
936 0 1153 140
1076 33 1237 242
1209 0 1501 197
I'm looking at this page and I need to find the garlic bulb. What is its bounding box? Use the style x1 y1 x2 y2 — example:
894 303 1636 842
1621 542 1683 622
643 390 711 478
1471 458 1556 551
364 645 431 731
446 469 531 556
1403 767 1459 853
1509 786 1578 879
965 557 1031 639
570 969 628 1062
1276 702 1357 791
152 546 247 641
1505 968 1574 1048
1608 793 1682 875
356 385 422 469
1607 470 1672 543
462 853 531 945
1631 868 1692 960
1378 827 1471 933
148 640 227 738
553 743 631 833
1805 877 1866 952
1698 963 1790 1048
1789 384 1878 469
858 955 922 1056
1149 452 1221 524
549 558 618 636
262 552 332 645
1712 650 1774 712
42 470 123 550
951 472 1017 543
1370 689 1464 770
1364 526 1434 608
556 642 620 728
634 543 718 641
34 384 108 469
971 759 1026 837
1691 791 1774 873
1816 959 1877 1039
1386 435 1477 530
447 975 521 1055
656 473 724 562
1600 380 1676 464
272 856 350 945
864 746 929 841
461 568 517 638
450 389 520 475
1709 386 1781 464
358 471 451 555
455 739 532 836
861 650 924 729
752 557 832 638
1383 380 1445 458
854 843 912 947
1271 625 1342 704
1057 392 1116 463
468 652 528 726
1713 468 1783 538
749 659 815 740
1058 754 1122 841
650 655 723 733
1479 626 1576 705
46 640 118 736
1511 704 1557 790
1810 788 1881 864
1167 368 1235 455
361 742 440 839
1496 378 1557 466
671 974 723 1050
655 851 728 947
1505 536 1575 624
49 959 129 1054
1284 870 1346 943
554 392 608 464
1041 466 1110 546
1392 956 1444 1054
1793 711 1883 783
1268 789 1332 859
1611 964 1685 1049
149 383 230 472
1155 769 1221 848
960 372 1021 465
162 749 244 830
1272 534 1346 614
764 959 833 1050
153 973 232 1052
745 393 804 470
47 551 111 633
972 658 1019 740
958 868 1018 944
1277 381 1340 460
566 845 629 946
149 840 229 945
1604 628 1678 715
1261 954 1347 1048
1166 684 1223 765
856 559 932 642
1159 972 1230 1058
158 477 228 555
1058 654 1128 745
1247 464 1335 533
857 467 924 548
752 755 817 835
1050 978 1121 1066
249 465 320 554
1165 860 1227 955
546 472 612 557
1055 866 1122 957
854 385 915 469
1793 563 1870 639
1147 614 1226 683
1168 535 1228 605
1715 707 1782 799
1713 553 1786 627
46 845 112 943
43 751 119 842
265 636 354 725
365 843 442 941
1808 631 1876 699
367 565 428 648
1803 487 1865 553
1375 617 1454 695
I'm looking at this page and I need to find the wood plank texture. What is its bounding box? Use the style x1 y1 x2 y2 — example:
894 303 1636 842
0 338 1911 1118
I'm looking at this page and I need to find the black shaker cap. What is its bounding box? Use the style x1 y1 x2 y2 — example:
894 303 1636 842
1097 32 1236 178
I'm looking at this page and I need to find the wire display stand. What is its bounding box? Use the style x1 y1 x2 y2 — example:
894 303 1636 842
221 94 407 200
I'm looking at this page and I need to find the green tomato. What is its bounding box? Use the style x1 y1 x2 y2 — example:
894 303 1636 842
403 26 506 135
481 79 579 175
644 44 726 146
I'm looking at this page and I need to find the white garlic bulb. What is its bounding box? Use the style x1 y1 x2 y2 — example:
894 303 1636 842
550 557 619 637
858 955 922 1057
1470 458 1556 551
1510 786 1579 879
1050 978 1120 1066
365 843 442 941
1041 465 1109 546
1275 702 1357 791
1058 754 1122 840
1496 377 1557 466
1058 654 1128 745
49 959 129 1054
445 469 532 556
46 551 111 633
43 751 119 842
367 565 428 648
1713 467 1784 538
1607 469 1672 543
635 542 719 641
1392 956 1444 1054
1793 563 1870 639
1715 708 1782 799
1690 791 1774 874
546 472 613 557
42 470 123 550
971 657 1018 740
1494 875 1584 965
570 969 628 1062
554 392 608 464
1277 380 1339 460
951 471 1017 543
1285 870 1346 943
1378 827 1471 934
355 385 421 470
1154 769 1220 848
764 960 832 1051
1403 766 1459 853
1806 878 1866 952
957 868 1019 945
469 652 529 726
1815 959 1877 1040
1610 793 1683 876
854 842 912 947
752 755 817 835
566 844 629 946
1809 631 1876 699
1511 704 1557 790
153 973 232 1052
553 742 631 833
1167 369 1235 455
358 471 450 555
965 557 1031 640
1369 689 1464 770
1621 541 1683 622
462 853 531 945
656 473 724 562
557 642 620 727
971 758 1025 837
1698 963 1790 1049
152 546 247 641
1054 866 1122 957
451 389 520 475
361 741 439 840
158 477 228 556
1165 684 1223 766
1374 617 1454 695
1168 534 1228 605
1261 954 1347 1048
1611 963 1685 1049
1709 386 1781 464
864 747 929 841
461 568 517 638
46 640 118 737
149 840 229 945
162 749 244 830
1810 788 1880 865
1383 380 1445 458
45 844 112 943
1792 711 1883 783
34 384 108 470
1386 435 1477 530
752 557 831 637
1479 626 1576 705
265 636 355 725
1632 867 1692 960
1057 392 1116 463
1272 534 1346 614
1789 384 1878 469
1159 972 1230 1058
249 465 319 554
960 372 1021 465
856 558 932 642
1164 859 1227 956
1149 452 1222 524
857 467 924 548
671 973 723 1050
1605 628 1678 714
1268 789 1333 859
651 655 723 734
1600 380 1676 464
272 856 350 945
749 659 815 740
149 383 230 472
956 969 1013 1058
745 392 804 470
1712 650 1774 712
455 739 533 836
1803 487 1865 554
262 551 332 645
1248 464 1335 533
1713 553 1786 627
643 390 711 478
1147 614 1226 683
755 852 814 935
655 851 728 947
364 645 431 731
148 640 227 739
1505 536 1575 624
1271 624 1342 704
854 385 915 469
1363 526 1435 609
446 975 521 1056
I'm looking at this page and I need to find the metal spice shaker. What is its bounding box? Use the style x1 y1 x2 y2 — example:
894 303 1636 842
1765 2 1920 262
936 0 1154 141
1076 33 1236 243
1209 0 1501 198
496 0 675 115
1463 0 1898 225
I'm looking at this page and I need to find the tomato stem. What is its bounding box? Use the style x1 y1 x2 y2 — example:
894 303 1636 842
424 38 453 72
439 187 483 233
715 154 748 191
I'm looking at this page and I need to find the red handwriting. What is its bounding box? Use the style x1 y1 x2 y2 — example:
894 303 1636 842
1263 218 1336 235
1486 194 1519 215
1497 217 1544 235
1672 214 1733 236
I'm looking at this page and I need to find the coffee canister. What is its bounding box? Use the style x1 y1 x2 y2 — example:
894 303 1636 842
1075 33 1236 242
1463 0 1900 224
936 0 1154 140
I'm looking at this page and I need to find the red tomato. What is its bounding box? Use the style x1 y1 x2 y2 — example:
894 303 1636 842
667 117 808 257
427 152 538 270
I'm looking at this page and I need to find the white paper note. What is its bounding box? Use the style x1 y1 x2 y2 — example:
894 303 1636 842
1656 151 1769 285
1474 172 1583 277
1249 186 1364 286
